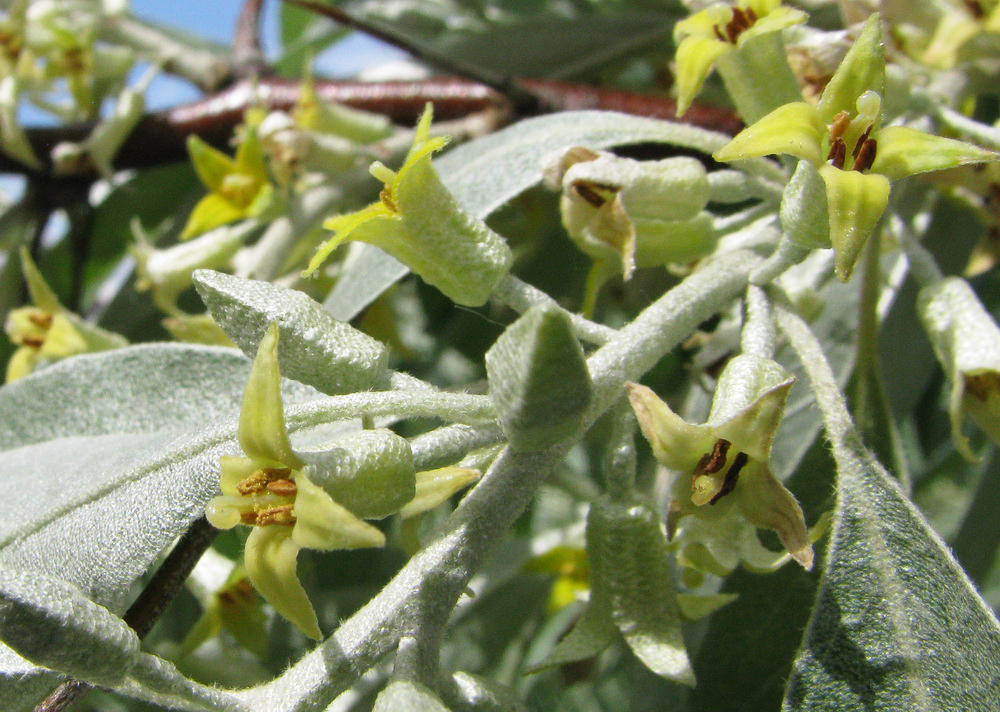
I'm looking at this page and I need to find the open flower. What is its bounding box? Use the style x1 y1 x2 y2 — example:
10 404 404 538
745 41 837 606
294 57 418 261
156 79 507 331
628 354 813 569
181 128 274 240
714 14 998 280
673 0 807 116
4 248 126 382
918 277 1000 461
305 104 512 307
205 323 393 640
204 322 480 640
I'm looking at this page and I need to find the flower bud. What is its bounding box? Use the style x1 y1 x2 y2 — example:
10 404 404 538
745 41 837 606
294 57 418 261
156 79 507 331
299 429 416 520
918 276 1000 460
548 146 713 280
486 304 592 451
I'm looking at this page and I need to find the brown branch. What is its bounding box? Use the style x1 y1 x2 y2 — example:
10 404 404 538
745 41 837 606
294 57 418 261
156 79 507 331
33 518 219 712
4 77 740 177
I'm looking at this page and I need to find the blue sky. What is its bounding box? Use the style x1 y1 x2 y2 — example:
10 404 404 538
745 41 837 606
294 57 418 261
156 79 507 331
131 0 406 110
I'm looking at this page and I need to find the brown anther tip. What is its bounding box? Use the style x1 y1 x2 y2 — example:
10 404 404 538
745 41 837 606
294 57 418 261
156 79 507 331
28 312 53 329
380 186 397 212
709 451 748 504
266 478 298 496
745 6 758 22
572 180 611 208
852 124 873 159
703 438 731 474
851 138 877 172
827 138 847 170
240 511 260 525
19 335 45 348
257 505 296 526
713 24 726 41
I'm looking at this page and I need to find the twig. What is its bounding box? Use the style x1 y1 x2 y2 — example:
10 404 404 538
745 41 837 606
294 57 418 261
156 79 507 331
33 518 219 712
2 75 741 177
234 0 268 79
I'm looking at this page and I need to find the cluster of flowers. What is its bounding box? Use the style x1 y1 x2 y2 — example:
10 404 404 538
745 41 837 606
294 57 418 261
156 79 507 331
8 0 1000 650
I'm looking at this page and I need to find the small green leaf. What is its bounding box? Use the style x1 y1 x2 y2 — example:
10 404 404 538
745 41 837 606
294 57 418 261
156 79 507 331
486 305 592 452
193 269 389 395
587 495 694 685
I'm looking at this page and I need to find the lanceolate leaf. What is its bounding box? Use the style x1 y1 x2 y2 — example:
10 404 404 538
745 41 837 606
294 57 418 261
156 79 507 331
777 306 1000 712
784 438 1000 711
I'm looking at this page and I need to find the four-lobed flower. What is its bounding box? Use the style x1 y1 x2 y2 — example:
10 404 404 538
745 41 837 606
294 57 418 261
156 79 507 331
304 103 512 307
714 14 999 280
4 248 126 382
181 128 275 240
673 0 807 117
205 322 396 640
205 322 480 640
628 353 813 570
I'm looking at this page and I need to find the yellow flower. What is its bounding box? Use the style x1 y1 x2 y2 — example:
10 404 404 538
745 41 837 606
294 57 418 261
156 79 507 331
205 323 390 640
673 0 807 116
628 354 813 570
205 323 480 639
181 129 273 240
305 104 512 307
714 14 998 280
4 248 126 382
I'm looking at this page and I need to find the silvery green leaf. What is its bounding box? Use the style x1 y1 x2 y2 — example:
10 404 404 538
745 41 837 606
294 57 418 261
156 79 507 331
485 305 591 452
193 269 389 394
586 496 694 685
0 568 140 687
0 344 312 451
783 425 1000 710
